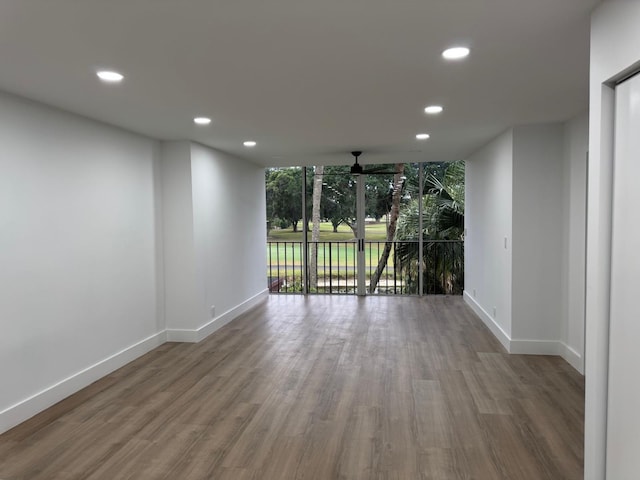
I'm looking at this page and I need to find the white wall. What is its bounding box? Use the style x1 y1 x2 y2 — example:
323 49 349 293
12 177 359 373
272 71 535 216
561 113 588 373
587 2 640 478
161 141 202 331
511 124 564 346
464 130 513 347
0 93 269 434
0 92 165 432
464 117 588 370
190 143 267 325
161 141 268 341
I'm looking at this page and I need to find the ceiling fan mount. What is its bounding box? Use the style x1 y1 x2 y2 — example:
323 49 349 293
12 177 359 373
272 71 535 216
350 151 364 175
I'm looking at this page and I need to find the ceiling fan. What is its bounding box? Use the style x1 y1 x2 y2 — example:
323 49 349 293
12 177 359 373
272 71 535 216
317 151 398 176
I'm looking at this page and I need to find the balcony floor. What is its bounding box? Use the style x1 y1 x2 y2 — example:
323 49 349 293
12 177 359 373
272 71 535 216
0 295 584 479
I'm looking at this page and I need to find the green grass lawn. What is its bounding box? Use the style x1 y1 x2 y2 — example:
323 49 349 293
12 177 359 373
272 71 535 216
267 222 412 278
265 222 424 285
267 242 392 269
266 221 462 295
268 221 388 242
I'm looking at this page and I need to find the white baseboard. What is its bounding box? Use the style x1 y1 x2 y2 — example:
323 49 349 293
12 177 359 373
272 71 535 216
166 289 268 343
463 291 584 374
0 331 166 435
463 291 511 352
1 291 269 435
165 327 199 343
509 339 562 355
510 340 583 373
195 289 268 342
560 342 584 374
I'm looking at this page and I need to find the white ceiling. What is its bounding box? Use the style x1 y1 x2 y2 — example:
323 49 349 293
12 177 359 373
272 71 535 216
0 0 599 167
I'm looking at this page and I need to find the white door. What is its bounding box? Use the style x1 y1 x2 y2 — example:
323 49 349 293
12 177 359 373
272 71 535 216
606 73 640 478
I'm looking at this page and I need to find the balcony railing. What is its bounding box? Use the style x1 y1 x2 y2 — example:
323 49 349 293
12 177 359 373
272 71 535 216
267 240 463 295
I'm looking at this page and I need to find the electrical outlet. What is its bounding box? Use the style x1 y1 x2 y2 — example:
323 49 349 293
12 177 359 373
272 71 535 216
210 305 216 318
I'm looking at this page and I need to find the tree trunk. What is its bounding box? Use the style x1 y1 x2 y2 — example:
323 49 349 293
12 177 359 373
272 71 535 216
344 219 358 239
309 165 324 289
292 220 298 232
369 164 405 293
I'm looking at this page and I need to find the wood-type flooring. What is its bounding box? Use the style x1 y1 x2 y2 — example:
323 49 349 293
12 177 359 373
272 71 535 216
0 295 584 479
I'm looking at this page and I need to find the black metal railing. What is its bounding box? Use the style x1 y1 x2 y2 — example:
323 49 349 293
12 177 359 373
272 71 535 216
267 241 303 293
307 241 358 294
394 240 464 295
364 241 410 295
267 240 463 295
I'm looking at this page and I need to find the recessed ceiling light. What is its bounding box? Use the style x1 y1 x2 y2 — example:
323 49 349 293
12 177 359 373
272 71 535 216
424 105 443 114
243 141 257 147
442 47 470 60
96 70 124 82
416 133 430 140
193 117 211 125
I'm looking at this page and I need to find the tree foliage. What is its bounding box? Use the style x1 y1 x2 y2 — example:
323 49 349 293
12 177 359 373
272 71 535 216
320 166 357 234
265 167 302 231
396 160 465 241
395 160 465 294
314 165 401 235
266 164 416 235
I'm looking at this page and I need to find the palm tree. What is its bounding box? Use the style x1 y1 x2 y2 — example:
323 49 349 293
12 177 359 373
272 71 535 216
395 161 465 294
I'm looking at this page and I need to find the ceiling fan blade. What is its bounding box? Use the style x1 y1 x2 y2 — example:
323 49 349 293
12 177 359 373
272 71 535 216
362 164 397 174
362 170 397 175
311 151 402 177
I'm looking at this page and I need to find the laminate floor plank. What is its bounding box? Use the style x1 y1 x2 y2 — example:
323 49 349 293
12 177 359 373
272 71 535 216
0 296 584 479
